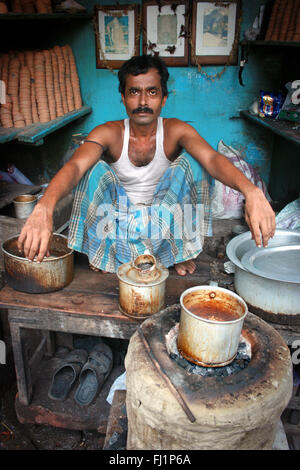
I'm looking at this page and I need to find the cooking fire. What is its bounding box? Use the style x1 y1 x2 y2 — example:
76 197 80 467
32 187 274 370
166 323 251 378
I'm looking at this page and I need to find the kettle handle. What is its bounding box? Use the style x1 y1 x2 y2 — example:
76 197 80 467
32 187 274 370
132 253 157 272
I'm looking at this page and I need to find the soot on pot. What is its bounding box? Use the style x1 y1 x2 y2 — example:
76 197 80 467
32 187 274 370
166 324 251 378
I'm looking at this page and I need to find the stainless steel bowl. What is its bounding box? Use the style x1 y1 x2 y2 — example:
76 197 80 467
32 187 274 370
226 229 300 324
226 229 300 271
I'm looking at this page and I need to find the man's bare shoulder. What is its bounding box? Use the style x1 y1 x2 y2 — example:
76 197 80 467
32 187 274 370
164 117 195 131
86 120 123 149
89 120 123 136
164 118 197 141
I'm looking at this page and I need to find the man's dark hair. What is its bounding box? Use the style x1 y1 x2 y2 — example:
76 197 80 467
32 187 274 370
118 55 169 97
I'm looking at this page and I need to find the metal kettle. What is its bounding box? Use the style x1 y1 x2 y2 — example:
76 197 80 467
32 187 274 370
117 253 169 320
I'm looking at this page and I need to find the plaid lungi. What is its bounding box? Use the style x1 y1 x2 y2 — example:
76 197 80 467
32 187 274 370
67 153 214 273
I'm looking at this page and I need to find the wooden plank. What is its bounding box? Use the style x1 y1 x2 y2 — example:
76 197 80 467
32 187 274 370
16 107 92 144
2 289 123 317
0 277 204 316
0 13 93 20
0 127 19 144
0 258 212 341
9 322 32 405
0 107 91 146
8 309 139 340
241 40 300 47
0 263 210 316
240 110 300 147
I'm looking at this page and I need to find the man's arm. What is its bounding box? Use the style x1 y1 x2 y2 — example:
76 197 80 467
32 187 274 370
176 121 275 248
17 127 108 262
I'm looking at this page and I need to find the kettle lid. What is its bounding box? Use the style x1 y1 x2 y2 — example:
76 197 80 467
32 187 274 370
117 253 169 286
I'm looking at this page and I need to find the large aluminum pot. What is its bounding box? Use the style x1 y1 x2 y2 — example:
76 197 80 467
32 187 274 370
117 253 169 320
226 229 300 325
178 285 248 367
2 233 74 293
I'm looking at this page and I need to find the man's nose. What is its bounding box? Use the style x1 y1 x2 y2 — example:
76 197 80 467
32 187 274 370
138 90 148 105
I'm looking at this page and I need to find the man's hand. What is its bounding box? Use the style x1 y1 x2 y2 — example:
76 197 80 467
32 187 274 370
17 203 53 262
244 187 275 248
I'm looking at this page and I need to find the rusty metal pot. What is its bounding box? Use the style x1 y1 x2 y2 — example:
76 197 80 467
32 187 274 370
117 253 169 320
2 233 74 293
178 286 248 367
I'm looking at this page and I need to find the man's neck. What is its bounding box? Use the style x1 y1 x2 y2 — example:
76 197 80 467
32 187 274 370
128 118 159 138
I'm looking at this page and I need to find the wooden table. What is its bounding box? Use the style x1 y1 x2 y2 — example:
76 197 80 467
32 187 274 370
0 260 208 407
1 253 300 437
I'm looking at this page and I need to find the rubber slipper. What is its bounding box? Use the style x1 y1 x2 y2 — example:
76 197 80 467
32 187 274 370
48 349 88 401
74 342 113 406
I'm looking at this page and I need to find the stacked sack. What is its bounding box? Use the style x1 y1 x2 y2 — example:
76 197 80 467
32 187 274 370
0 45 82 128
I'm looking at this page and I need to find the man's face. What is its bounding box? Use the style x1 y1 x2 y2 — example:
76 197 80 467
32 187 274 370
121 68 167 125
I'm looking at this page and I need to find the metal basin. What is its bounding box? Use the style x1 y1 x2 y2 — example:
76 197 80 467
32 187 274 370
2 233 74 293
226 229 300 324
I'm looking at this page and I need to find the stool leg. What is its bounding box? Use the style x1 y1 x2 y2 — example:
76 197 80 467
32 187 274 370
9 323 32 406
44 330 55 357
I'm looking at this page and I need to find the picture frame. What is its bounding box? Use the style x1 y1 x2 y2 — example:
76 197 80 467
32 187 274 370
191 0 241 66
142 0 189 67
95 5 140 69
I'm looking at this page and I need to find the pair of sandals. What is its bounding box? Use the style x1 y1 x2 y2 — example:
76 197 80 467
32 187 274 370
48 342 113 406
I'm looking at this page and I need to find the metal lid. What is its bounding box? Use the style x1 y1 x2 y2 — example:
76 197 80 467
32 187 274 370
226 229 300 271
241 245 300 284
117 254 169 287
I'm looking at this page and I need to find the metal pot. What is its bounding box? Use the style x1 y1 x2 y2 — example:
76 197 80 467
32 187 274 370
178 285 248 367
2 233 74 293
13 194 38 219
117 253 169 320
226 229 300 325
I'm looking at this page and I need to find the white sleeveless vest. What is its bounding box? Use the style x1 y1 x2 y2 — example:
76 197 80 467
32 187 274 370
110 117 171 205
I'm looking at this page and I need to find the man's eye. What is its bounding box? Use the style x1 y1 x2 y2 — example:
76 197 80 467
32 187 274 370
130 89 139 95
148 89 157 95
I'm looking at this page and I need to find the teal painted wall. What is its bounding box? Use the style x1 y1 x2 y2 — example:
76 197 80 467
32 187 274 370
66 0 280 186
2 0 298 202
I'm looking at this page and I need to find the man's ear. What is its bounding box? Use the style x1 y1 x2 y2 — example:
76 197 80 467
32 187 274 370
161 94 167 108
121 94 125 106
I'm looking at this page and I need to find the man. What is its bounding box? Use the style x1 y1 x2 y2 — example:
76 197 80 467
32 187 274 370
17 55 275 275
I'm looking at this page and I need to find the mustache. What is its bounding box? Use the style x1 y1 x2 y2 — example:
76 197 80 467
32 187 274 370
132 106 153 114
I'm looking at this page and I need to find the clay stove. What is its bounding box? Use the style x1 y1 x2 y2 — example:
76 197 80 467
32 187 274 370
125 305 293 450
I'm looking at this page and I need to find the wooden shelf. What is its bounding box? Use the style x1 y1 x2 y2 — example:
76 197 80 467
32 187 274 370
0 127 19 144
0 106 92 146
240 40 300 48
0 13 93 20
240 110 300 147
